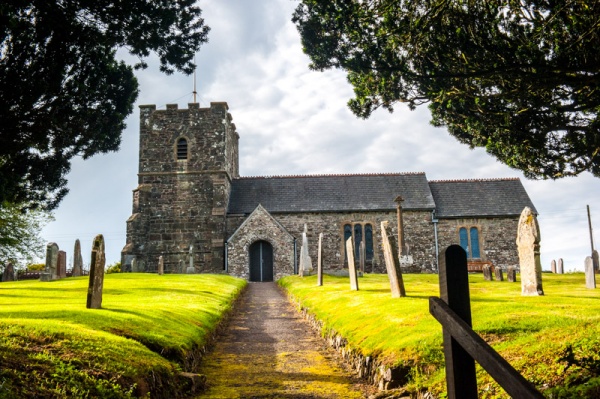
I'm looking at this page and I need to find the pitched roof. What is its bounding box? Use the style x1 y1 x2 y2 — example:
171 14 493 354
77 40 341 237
228 173 435 214
428 178 537 218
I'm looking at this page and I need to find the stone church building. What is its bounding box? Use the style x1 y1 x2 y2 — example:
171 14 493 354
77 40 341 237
121 102 537 280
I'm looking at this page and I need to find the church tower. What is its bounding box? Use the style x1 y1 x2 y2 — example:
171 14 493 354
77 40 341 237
121 102 239 273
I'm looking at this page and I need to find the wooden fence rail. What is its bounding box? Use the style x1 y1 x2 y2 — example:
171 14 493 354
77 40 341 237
429 245 544 399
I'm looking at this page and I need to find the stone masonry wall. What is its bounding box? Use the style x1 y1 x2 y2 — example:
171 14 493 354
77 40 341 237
436 217 520 270
226 209 437 278
122 103 238 273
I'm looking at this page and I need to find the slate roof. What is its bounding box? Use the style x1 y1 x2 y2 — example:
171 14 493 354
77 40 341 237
428 178 537 218
228 173 436 214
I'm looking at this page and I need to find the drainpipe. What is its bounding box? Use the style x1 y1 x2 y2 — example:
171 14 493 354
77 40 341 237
432 210 439 273
293 237 297 274
224 241 228 273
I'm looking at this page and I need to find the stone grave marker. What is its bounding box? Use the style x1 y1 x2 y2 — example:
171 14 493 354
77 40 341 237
86 234 106 309
2 262 15 282
517 207 544 296
41 242 59 281
482 264 492 281
359 241 366 275
494 267 504 282
131 258 139 272
187 245 195 273
158 255 164 275
550 259 556 274
178 260 185 274
299 225 313 277
346 237 359 291
381 221 406 298
317 233 323 286
72 239 83 277
593 250 599 271
57 250 67 278
585 256 596 289
557 258 564 274
507 266 517 282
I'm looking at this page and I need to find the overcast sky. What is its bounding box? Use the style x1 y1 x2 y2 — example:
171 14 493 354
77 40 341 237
41 0 600 272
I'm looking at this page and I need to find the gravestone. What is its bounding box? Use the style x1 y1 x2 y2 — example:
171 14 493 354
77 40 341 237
585 256 596 289
178 260 185 274
158 256 164 275
57 250 67 278
381 221 406 297
122 254 134 273
346 237 359 291
86 234 106 309
482 264 492 281
41 242 59 281
557 258 564 274
72 239 83 277
359 241 366 275
131 258 139 272
593 250 599 272
299 225 313 277
494 267 504 282
517 207 544 296
550 259 556 274
507 266 517 282
2 262 15 282
187 245 195 273
317 233 323 286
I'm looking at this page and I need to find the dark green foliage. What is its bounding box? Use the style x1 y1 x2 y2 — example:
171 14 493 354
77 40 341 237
293 0 600 179
0 1 210 209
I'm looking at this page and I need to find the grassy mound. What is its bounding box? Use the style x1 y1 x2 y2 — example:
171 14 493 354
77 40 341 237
279 273 600 398
0 274 246 398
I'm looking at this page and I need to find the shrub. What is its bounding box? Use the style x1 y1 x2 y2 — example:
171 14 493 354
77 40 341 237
106 261 121 274
27 263 46 271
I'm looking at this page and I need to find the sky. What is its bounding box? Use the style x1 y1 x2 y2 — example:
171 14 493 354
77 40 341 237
41 0 600 272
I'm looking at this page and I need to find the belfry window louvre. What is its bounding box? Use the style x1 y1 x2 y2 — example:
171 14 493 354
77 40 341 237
176 138 188 160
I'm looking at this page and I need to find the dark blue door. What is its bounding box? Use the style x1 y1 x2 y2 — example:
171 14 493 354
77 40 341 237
249 241 273 282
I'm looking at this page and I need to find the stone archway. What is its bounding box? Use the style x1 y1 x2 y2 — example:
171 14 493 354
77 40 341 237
249 240 273 282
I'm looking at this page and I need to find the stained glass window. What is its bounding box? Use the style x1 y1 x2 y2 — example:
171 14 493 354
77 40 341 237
365 224 374 261
470 227 481 258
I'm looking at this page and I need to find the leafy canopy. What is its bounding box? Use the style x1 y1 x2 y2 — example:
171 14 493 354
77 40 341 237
293 0 600 179
0 0 210 209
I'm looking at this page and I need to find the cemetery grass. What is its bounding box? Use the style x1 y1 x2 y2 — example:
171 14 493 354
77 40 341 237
279 273 600 399
0 274 246 399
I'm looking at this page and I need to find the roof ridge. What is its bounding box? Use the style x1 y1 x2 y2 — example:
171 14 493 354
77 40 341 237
429 177 521 183
235 172 426 180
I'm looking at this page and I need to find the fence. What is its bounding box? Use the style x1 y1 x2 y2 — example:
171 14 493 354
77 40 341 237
429 245 544 399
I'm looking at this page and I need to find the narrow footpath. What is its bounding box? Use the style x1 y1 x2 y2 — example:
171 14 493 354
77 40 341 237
196 282 371 398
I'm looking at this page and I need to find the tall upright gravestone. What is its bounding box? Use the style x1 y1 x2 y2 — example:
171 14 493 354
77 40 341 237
41 242 59 281
381 221 406 297
158 255 164 275
72 239 83 277
550 259 557 274
557 258 565 274
517 207 544 296
57 250 67 278
86 235 106 309
346 237 359 290
585 257 596 289
593 250 600 272
2 262 15 282
317 233 323 287
299 225 313 276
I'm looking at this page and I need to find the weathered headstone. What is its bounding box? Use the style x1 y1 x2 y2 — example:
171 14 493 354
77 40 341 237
517 207 544 296
346 237 359 291
359 241 366 275
41 242 59 281
482 264 492 281
507 266 517 282
57 250 67 278
131 257 139 272
86 234 106 309
585 256 596 289
593 250 599 272
550 259 556 274
317 233 323 287
2 262 15 282
299 225 313 276
178 260 185 274
72 239 83 277
381 221 406 297
158 255 164 275
187 245 195 273
494 267 504 282
557 258 564 274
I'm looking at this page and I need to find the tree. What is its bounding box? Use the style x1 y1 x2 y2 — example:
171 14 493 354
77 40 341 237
293 0 600 179
0 0 210 210
0 201 53 265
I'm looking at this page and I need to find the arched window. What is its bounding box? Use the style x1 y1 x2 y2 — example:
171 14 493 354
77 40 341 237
354 224 362 260
343 224 352 262
365 224 374 261
459 226 481 259
470 227 481 258
342 222 375 265
176 137 188 160
459 227 469 255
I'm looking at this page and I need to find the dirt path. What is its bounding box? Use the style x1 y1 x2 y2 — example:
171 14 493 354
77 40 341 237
196 282 371 398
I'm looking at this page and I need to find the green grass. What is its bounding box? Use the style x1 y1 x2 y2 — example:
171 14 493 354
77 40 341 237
279 273 600 398
0 274 246 399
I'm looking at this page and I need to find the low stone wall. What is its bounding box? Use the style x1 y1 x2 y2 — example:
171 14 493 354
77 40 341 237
291 296 410 391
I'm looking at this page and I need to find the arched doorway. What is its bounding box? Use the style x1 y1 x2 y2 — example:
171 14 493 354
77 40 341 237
249 240 273 282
